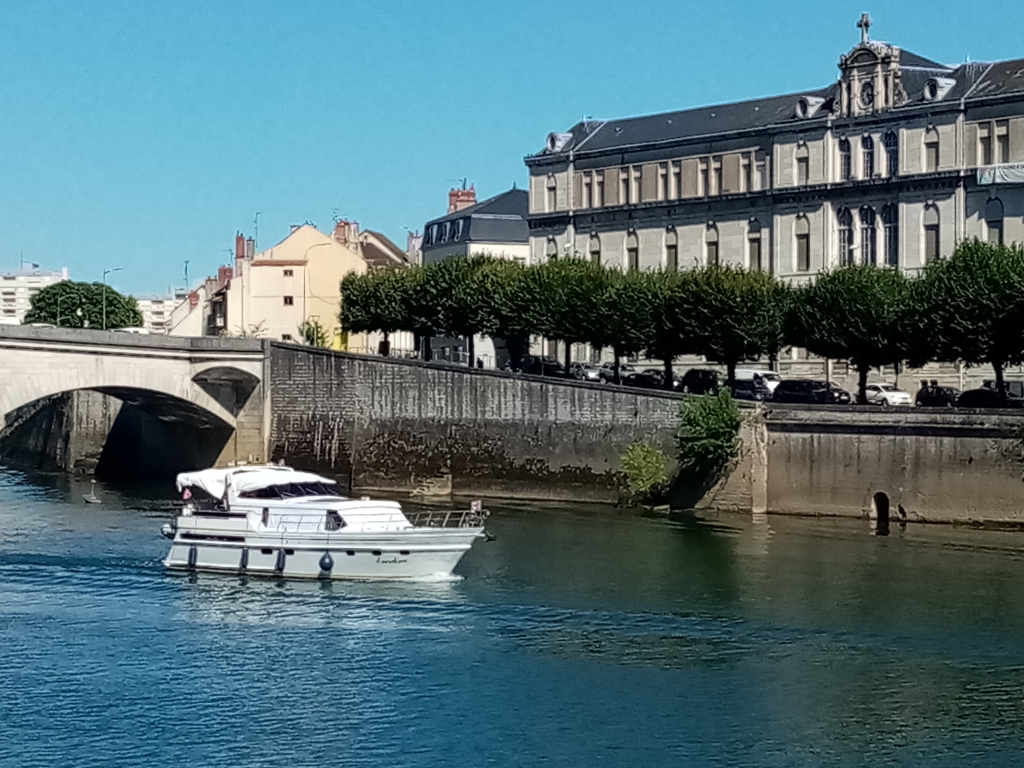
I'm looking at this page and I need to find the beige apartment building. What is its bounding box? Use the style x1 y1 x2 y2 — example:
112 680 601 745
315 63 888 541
525 15 1024 280
0 267 68 325
171 221 410 350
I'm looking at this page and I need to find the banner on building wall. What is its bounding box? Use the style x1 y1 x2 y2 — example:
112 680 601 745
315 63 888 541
977 164 1024 185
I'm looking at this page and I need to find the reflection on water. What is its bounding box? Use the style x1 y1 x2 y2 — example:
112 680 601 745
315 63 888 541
3 466 1024 766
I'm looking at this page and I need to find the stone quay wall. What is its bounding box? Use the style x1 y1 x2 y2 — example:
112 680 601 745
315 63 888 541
268 346 1024 521
267 344 683 502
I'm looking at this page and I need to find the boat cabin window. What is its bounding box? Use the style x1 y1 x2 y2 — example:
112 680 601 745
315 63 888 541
238 482 343 499
325 510 346 531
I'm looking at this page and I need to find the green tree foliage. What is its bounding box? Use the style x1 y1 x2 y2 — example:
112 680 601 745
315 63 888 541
594 269 653 383
487 259 546 369
786 264 910 404
643 270 701 390
912 239 1024 401
24 280 143 330
533 257 610 370
691 266 786 387
298 318 331 347
341 266 424 356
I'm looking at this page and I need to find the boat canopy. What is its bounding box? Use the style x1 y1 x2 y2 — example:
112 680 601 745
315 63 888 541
176 466 338 499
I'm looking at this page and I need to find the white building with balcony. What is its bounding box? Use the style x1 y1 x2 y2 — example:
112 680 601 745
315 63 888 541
0 267 69 325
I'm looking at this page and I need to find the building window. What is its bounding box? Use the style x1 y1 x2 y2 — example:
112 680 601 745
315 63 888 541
795 216 810 272
582 173 592 209
657 163 668 201
281 334 293 341
860 206 877 265
546 175 557 212
630 166 642 204
546 237 559 261
283 269 293 277
924 129 939 172
923 205 940 262
665 229 678 271
626 232 639 271
283 296 294 306
837 207 854 266
712 157 723 195
619 168 629 205
884 131 898 177
594 172 605 207
986 198 1004 245
589 234 601 264
996 120 1010 164
796 146 809 186
882 204 899 267
741 155 752 192
705 225 719 266
441 221 450 241
979 123 993 166
862 136 875 178
454 219 464 240
839 138 851 181
670 162 681 200
748 220 762 271
699 160 709 196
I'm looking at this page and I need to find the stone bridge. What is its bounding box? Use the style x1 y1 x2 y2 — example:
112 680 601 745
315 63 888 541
0 326 268 475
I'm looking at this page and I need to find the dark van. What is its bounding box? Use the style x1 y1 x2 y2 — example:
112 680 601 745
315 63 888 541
772 379 852 405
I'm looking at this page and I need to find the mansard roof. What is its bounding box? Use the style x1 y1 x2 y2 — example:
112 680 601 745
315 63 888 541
422 188 529 248
529 46 1024 163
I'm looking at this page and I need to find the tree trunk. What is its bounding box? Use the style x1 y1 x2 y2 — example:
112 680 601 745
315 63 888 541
421 333 432 361
379 331 391 357
726 361 737 390
613 349 622 385
857 362 870 405
509 335 527 371
564 341 572 375
466 334 475 367
994 360 1006 404
663 356 675 391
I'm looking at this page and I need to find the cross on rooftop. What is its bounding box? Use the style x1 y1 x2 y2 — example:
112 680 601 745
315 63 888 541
857 12 872 44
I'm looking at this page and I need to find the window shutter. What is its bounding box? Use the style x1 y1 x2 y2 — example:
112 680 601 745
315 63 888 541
641 163 658 202
529 175 545 213
1010 118 1024 162
965 123 979 166
722 154 741 193
573 173 583 208
681 158 699 197
555 174 568 210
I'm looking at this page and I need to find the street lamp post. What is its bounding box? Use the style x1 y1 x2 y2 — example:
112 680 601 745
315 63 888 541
300 243 332 341
57 293 65 327
102 267 122 330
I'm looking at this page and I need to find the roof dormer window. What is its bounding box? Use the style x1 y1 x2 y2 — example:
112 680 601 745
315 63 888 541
923 77 955 101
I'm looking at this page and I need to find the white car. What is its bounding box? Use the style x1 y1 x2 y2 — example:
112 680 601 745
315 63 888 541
864 383 913 407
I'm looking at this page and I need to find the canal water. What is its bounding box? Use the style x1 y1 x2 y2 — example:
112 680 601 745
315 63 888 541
2 468 1024 767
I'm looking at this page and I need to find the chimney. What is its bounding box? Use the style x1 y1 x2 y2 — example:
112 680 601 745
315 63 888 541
189 290 200 309
447 185 476 213
217 265 233 288
334 219 359 245
246 237 255 258
235 233 246 260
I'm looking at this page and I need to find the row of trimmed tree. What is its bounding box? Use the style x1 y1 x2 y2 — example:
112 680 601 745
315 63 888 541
340 239 1024 405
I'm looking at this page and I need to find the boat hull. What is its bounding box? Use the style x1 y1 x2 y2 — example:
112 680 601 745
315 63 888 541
163 529 482 580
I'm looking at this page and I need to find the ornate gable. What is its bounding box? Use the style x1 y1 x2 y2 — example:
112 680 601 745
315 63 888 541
836 14 906 117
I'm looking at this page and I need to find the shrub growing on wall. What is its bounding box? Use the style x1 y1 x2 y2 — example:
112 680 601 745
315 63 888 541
677 390 741 488
620 442 669 505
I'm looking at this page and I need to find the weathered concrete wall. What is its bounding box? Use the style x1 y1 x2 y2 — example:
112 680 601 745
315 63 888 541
268 345 682 501
762 406 1024 523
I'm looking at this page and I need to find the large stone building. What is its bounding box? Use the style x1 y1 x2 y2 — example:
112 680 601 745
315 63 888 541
525 15 1024 279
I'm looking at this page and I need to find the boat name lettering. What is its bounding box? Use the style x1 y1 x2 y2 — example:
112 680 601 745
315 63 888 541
376 556 409 565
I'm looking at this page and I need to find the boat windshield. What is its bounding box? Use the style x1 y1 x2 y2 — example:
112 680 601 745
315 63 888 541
238 482 343 499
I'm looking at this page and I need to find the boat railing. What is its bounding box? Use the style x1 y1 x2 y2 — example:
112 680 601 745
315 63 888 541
406 508 489 529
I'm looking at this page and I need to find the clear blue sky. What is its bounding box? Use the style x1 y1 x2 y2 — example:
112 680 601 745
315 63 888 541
0 0 1021 295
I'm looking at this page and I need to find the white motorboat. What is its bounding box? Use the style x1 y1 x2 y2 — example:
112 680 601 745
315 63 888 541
161 465 488 580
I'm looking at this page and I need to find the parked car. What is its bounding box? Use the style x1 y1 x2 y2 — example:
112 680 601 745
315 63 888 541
956 388 1024 408
621 370 664 389
569 362 602 382
678 368 720 394
735 368 782 394
983 379 1024 399
864 383 913 407
521 355 567 377
915 383 960 407
730 378 772 402
772 379 852 405
597 362 636 383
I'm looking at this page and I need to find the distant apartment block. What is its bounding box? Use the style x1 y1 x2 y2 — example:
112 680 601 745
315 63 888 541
0 267 69 325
